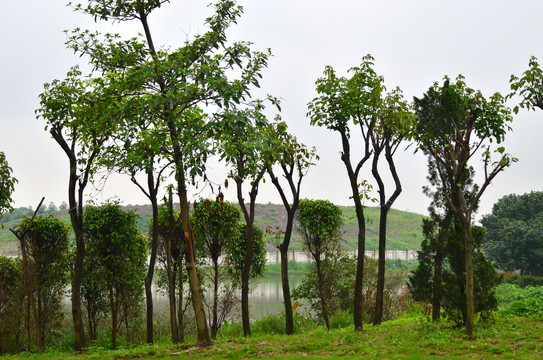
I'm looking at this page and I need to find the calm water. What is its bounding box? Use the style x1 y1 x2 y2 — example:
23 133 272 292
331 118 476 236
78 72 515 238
152 276 305 321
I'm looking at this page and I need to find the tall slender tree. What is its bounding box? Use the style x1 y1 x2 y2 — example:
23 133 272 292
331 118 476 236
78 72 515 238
412 76 516 338
307 55 381 330
370 88 412 325
66 0 274 344
37 68 116 351
266 118 318 334
219 106 275 336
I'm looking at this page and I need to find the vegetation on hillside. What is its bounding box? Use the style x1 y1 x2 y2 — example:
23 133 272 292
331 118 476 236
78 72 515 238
0 203 425 256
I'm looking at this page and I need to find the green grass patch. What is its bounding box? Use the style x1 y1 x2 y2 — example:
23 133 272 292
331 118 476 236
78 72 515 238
4 312 541 359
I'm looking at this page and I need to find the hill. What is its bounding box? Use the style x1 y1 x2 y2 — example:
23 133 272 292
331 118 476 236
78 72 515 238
0 203 425 256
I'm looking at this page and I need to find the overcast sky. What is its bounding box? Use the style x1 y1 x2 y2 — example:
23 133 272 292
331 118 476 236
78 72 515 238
2 0 543 220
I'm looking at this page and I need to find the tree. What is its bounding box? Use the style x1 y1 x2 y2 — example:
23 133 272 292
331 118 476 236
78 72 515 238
152 192 192 344
307 55 407 329
481 192 543 276
15 215 70 351
266 119 318 335
67 0 273 345
219 107 274 336
99 106 173 345
192 199 241 339
409 160 501 325
296 199 344 330
225 223 267 296
0 151 17 223
0 256 23 354
59 201 68 211
412 76 516 338
37 67 116 351
509 56 543 112
369 87 412 325
83 202 147 349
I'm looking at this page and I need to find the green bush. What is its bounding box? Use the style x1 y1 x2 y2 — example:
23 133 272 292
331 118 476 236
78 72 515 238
503 273 543 288
496 283 543 317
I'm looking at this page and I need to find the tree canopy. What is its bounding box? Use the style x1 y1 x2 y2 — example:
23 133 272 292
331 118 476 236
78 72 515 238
0 152 17 221
481 192 543 276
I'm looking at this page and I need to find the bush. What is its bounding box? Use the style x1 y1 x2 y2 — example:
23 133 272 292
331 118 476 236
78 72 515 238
293 255 412 325
502 273 543 288
495 283 543 317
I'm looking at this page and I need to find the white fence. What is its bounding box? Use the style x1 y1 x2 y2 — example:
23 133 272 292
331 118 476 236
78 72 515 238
265 249 418 264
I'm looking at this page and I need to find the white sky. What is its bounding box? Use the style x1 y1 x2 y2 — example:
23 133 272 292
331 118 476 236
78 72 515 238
2 0 543 221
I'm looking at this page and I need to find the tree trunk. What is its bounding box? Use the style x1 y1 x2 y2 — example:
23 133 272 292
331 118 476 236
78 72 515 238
109 287 117 350
353 201 366 331
145 181 159 344
315 257 331 330
241 222 255 336
166 122 210 346
464 221 475 339
280 246 294 335
177 259 185 343
211 259 219 339
166 191 180 344
431 221 448 322
373 206 389 325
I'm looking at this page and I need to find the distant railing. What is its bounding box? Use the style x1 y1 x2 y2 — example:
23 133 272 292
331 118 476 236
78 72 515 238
265 249 418 264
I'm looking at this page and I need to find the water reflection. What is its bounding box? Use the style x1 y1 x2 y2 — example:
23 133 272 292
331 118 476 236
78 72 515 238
151 276 304 321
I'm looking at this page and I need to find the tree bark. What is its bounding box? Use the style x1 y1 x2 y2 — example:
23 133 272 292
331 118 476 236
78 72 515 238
167 190 180 344
463 221 475 339
373 205 389 325
211 259 219 339
279 246 294 334
315 257 331 330
145 171 159 344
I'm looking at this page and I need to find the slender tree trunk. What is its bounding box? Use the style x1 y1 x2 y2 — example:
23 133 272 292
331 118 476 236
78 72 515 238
37 291 44 351
353 201 366 331
279 246 294 335
280 205 296 335
431 218 449 322
177 259 185 343
140 10 210 345
109 287 117 350
145 178 159 344
177 180 211 346
211 259 219 339
315 257 331 330
166 191 180 344
463 221 475 339
373 206 389 325
241 222 255 336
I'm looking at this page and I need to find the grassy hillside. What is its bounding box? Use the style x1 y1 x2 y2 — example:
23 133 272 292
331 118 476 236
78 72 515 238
0 203 425 256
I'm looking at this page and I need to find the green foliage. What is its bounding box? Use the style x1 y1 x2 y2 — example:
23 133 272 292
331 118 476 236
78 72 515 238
409 219 501 325
226 224 267 282
296 199 344 257
509 56 543 113
150 203 185 294
18 215 71 351
495 284 543 317
292 255 356 318
503 273 543 288
0 256 23 354
192 199 241 261
83 202 147 348
293 255 411 324
481 191 543 276
0 152 17 222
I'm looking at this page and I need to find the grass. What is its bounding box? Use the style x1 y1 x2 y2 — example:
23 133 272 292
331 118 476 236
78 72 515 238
4 313 541 359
